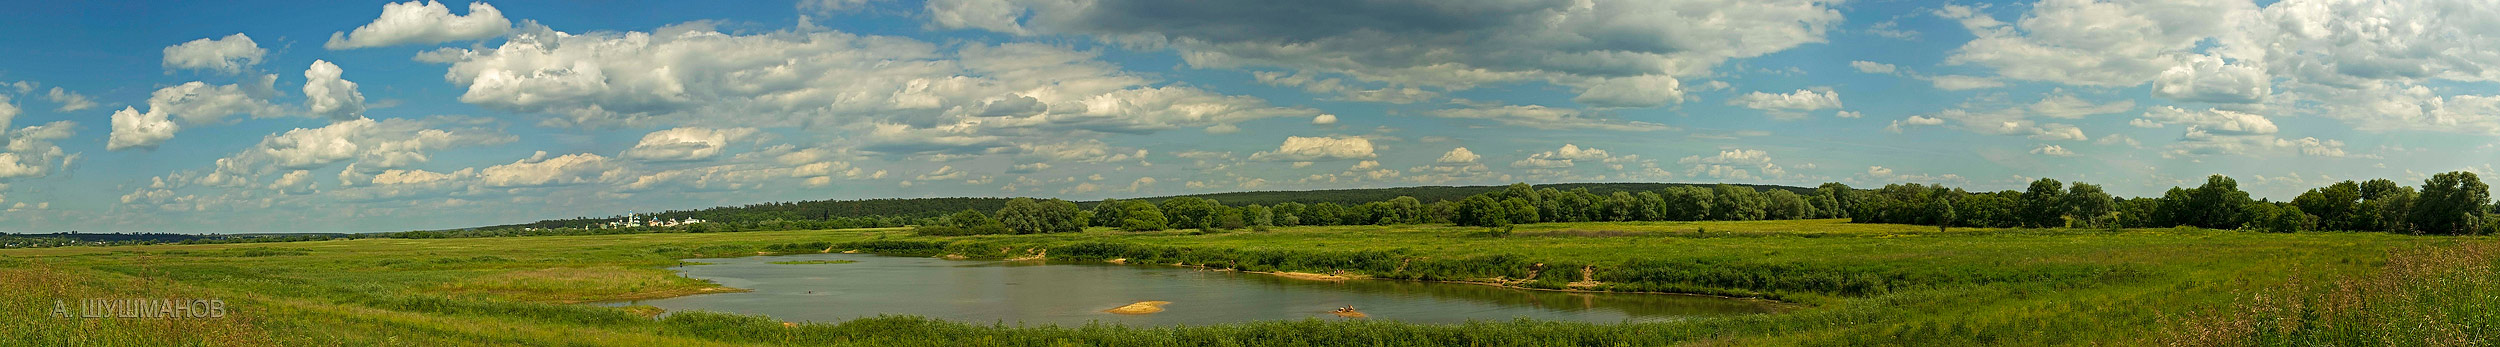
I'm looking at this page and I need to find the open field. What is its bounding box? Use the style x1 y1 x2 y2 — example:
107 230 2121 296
3 219 2492 345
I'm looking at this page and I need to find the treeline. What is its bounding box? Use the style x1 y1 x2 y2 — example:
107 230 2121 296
922 171 2498 236
1852 172 2497 235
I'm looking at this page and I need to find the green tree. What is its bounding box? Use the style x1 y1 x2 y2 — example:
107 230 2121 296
996 198 1047 234
1503 197 1541 225
1710 185 1767 221
1244 204 1274 227
1659 186 1713 221
1386 196 1426 224
2063 183 2116 228
1812 182 1859 219
1764 190 1812 220
1306 202 1345 226
1038 199 1086 233
2293 181 2362 231
1160 197 1220 230
2018 178 2067 228
1634 191 1666 221
2410 171 2491 235
1454 195 1510 227
1089 198 1127 228
1117 201 1167 232
1271 202 1305 226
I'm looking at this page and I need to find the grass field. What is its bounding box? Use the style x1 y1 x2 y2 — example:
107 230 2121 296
2 219 2492 345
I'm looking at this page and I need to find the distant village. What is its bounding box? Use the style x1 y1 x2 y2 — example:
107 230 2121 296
519 213 708 231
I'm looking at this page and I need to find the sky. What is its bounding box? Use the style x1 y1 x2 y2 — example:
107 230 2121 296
0 0 2496 233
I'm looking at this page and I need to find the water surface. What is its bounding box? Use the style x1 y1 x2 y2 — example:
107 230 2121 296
609 253 1781 326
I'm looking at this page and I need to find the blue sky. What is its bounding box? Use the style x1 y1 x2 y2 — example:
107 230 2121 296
1 0 2495 233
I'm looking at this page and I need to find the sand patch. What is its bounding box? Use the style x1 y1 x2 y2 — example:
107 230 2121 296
1331 310 1368 318
1262 271 1352 281
1104 301 1170 315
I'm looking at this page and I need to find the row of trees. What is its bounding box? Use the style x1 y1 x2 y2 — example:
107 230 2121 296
918 171 2495 236
1851 172 2496 235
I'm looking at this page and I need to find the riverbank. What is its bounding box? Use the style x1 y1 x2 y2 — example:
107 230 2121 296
2 220 2490 345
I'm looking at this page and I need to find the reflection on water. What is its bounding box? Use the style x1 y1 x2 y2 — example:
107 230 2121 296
604 253 1781 326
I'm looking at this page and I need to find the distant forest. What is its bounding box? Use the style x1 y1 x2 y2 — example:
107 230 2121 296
480 182 1804 231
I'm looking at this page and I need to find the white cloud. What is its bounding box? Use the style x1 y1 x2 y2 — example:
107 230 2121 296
303 60 368 120
1939 1 2254 87
1250 136 1375 161
0 95 14 130
0 121 77 181
2153 53 2270 104
431 25 1315 148
2030 144 2076 156
1730 88 1841 119
928 0 1842 106
2138 106 2275 135
106 76 282 150
204 117 511 188
479 153 614 188
2029 89 2135 118
1850 61 1898 74
621 127 758 162
1923 75 2005 90
913 165 966 181
45 88 95 112
1312 114 1337 125
1886 115 1946 133
326 0 514 50
1573 75 1686 108
1512 144 1622 168
162 33 265 74
1426 104 1671 131
106 107 176 151
1837 110 1862 118
1436 147 1479 164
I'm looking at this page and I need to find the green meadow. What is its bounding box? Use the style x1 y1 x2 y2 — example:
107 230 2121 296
3 219 2492 346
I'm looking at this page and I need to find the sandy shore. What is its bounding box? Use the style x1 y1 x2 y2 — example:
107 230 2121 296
1103 301 1170 314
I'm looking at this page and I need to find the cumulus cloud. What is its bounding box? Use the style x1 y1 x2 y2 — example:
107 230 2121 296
106 107 176 151
1250 136 1375 161
1312 114 1337 125
1426 104 1671 131
326 0 514 50
302 60 368 120
1886 115 1946 133
621 127 757 162
1436 147 1479 164
1939 1 2254 87
1730 88 1842 119
2029 89 2135 118
427 24 1315 155
1511 144 1619 168
1572 75 1686 108
45 88 95 112
2030 144 2076 156
1923 75 2005 90
0 95 15 130
1729 90 1843 111
478 153 615 187
106 76 282 150
199 117 512 188
0 121 77 182
2153 53 2270 104
162 33 265 74
2138 106 2276 135
1253 71 1441 104
927 0 1841 107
